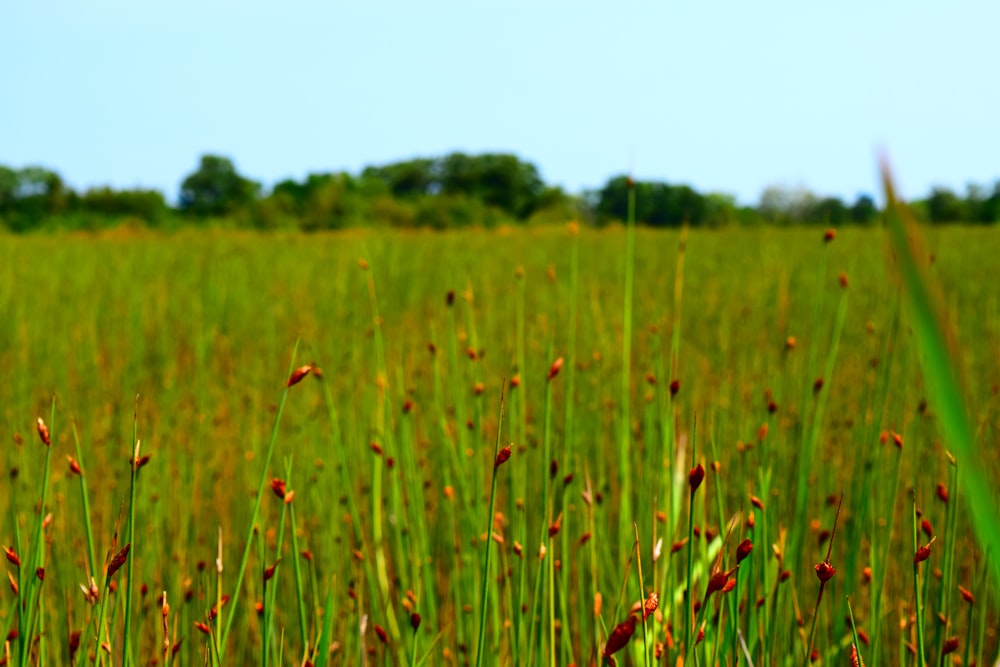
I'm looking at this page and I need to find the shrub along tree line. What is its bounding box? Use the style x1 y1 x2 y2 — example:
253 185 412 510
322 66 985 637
2 153 998 232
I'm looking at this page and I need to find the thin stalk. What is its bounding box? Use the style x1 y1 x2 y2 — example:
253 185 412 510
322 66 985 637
121 396 140 667
912 493 927 667
474 384 506 667
219 337 301 656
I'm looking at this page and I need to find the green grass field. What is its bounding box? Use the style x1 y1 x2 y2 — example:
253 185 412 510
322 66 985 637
1 224 998 666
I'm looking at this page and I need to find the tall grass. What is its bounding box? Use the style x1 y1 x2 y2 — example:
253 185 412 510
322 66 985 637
0 223 997 665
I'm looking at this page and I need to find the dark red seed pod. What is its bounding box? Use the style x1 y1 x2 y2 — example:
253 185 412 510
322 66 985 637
936 483 949 504
669 379 680 397
287 365 312 387
3 546 20 568
942 637 959 655
823 228 836 243
736 539 753 564
410 612 421 632
749 495 764 510
959 585 974 605
914 537 936 564
107 544 131 580
194 621 211 635
778 570 791 583
814 561 836 583
921 519 933 539
494 445 512 469
37 418 51 447
688 464 705 494
35 567 45 581
67 456 82 476
547 357 564 381
602 614 637 658
263 559 280 582
270 478 287 500
374 624 389 645
446 290 455 307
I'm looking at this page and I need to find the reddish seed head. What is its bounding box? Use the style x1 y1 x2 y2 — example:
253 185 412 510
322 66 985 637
270 478 287 500
721 577 737 594
370 442 383 456
750 495 764 510
779 570 791 583
863 566 872 583
67 456 82 476
37 417 51 447
824 228 836 243
107 544 130 580
921 519 933 539
814 561 836 583
548 514 562 538
959 585 974 605
194 621 211 635
510 374 521 388
892 431 904 449
287 365 312 387
35 567 45 581
813 377 824 394
402 400 413 414
602 614 637 657
936 483 949 504
669 379 680 397
410 612 421 632
263 559 280 582
578 532 591 546
446 290 455 307
643 592 659 620
671 538 689 554
493 445 512 469
736 539 753 564
942 637 959 656
3 546 20 568
914 537 936 564
786 336 796 350
839 273 849 289
547 357 564 381
626 176 635 190
688 463 705 494
374 624 389 645
704 570 731 599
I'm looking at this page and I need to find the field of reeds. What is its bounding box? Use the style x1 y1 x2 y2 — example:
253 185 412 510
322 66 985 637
1 216 998 666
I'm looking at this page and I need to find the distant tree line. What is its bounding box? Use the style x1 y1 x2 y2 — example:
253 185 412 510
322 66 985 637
2 154 999 232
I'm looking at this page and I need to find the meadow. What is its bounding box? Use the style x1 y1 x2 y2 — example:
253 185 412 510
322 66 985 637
1 222 998 666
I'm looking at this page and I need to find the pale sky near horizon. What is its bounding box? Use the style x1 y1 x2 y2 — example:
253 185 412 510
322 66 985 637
2 1 997 205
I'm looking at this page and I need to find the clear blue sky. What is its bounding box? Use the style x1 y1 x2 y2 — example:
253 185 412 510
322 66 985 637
3 1 997 205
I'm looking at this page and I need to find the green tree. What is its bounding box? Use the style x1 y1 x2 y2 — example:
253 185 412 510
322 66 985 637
179 155 260 217
925 186 965 223
849 194 878 224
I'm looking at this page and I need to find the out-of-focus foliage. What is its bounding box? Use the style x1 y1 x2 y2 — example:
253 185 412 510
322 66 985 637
2 154 998 233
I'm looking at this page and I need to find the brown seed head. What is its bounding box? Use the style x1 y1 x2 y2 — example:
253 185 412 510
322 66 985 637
914 536 936 564
941 637 959 656
736 539 753 564
786 336 796 350
410 612 421 632
814 561 836 583
602 614 637 657
3 546 20 568
839 272 849 289
194 621 211 635
824 228 836 243
270 478 287 500
669 379 681 397
287 365 312 387
892 431 904 449
936 483 949 504
493 445 512 469
921 519 933 539
958 585 974 605
263 559 280 582
547 357 564 381
67 456 82 476
750 495 764 510
37 418 51 447
642 592 659 620
721 577 737 594
374 624 389 645
107 544 131 580
688 463 705 494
